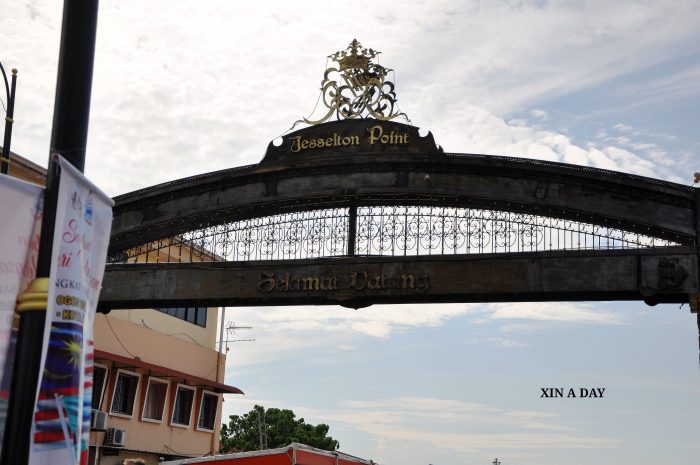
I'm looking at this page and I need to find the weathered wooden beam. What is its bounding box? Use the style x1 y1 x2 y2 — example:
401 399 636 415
99 247 698 310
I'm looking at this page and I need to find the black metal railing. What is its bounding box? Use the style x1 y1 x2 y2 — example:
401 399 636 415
110 205 680 264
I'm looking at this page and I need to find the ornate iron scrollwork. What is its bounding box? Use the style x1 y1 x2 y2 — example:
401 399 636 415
294 39 409 127
110 206 678 264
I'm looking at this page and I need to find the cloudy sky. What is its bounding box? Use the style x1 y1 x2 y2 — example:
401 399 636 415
3 1 700 464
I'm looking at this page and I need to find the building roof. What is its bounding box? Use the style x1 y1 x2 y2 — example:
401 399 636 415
1 148 47 185
162 443 375 465
94 349 243 394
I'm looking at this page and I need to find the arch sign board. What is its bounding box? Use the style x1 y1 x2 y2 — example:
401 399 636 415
99 40 700 316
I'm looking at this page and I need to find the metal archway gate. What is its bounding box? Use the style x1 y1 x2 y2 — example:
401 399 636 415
98 119 700 312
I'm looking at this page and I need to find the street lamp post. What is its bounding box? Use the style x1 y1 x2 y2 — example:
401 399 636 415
0 63 17 175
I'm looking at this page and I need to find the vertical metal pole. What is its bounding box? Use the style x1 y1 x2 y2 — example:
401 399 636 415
0 1 98 463
257 411 264 450
697 313 699 368
1 66 17 175
218 307 226 354
694 188 700 367
262 409 267 449
48 0 99 173
348 205 357 256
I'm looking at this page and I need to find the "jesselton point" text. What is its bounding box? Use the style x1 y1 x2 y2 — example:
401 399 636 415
289 125 409 153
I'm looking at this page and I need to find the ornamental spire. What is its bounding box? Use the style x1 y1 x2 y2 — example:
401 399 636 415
294 39 410 127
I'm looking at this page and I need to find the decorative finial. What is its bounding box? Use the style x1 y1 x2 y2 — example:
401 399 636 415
293 40 410 127
329 39 379 72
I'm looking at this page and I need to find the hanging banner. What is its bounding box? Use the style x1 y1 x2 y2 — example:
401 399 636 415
0 174 43 451
30 155 113 465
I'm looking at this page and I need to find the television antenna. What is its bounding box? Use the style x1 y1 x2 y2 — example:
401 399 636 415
217 322 255 350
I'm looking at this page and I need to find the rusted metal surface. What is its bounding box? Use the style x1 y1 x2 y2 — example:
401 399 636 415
109 140 696 255
99 247 698 310
103 119 699 309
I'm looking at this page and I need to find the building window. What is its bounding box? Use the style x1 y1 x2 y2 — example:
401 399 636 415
171 384 195 427
91 364 108 410
155 307 208 327
197 391 219 432
142 377 169 423
109 369 140 417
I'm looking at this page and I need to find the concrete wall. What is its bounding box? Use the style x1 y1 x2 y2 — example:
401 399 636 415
94 314 224 382
92 314 227 464
91 369 223 459
106 306 219 351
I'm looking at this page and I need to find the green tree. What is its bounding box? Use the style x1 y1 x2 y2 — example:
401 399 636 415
220 405 339 453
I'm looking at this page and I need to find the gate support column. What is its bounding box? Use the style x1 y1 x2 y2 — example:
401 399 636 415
348 205 357 256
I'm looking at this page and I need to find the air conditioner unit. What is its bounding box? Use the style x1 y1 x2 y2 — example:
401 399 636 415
105 428 126 447
90 409 108 431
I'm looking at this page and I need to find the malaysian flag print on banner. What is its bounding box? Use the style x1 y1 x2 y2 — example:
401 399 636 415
29 155 113 465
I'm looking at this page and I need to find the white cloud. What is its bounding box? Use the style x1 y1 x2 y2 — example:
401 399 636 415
221 303 484 368
613 123 635 134
3 0 698 195
530 109 549 120
308 396 620 459
220 394 281 424
487 302 624 325
471 336 526 348
237 299 624 349
221 300 621 375
594 122 688 178
243 303 481 338
617 65 700 104
429 103 682 181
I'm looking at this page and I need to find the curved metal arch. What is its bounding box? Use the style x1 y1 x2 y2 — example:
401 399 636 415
101 120 699 311
109 150 697 254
